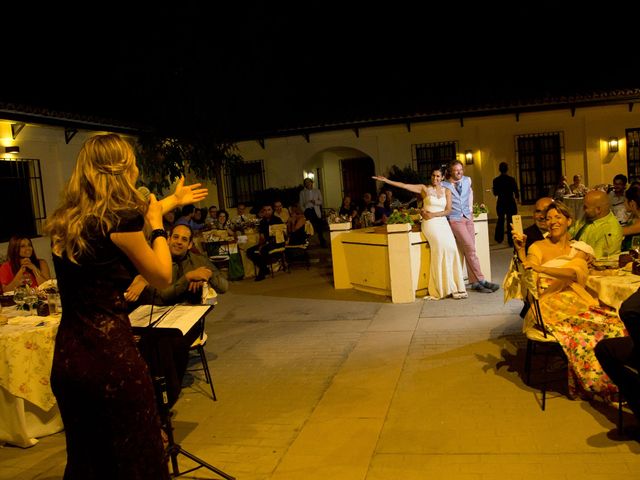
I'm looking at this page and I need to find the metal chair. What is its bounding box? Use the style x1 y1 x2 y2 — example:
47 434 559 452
265 224 288 277
285 221 313 270
187 308 217 401
518 257 567 411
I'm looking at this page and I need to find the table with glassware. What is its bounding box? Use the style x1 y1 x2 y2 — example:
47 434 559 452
587 260 640 311
0 304 63 447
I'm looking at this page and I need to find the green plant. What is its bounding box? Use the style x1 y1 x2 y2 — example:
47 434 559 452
473 203 489 217
386 209 414 225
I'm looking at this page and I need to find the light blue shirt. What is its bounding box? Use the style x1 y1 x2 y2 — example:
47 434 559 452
442 176 472 220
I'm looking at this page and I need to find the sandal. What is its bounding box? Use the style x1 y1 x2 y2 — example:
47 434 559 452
452 291 468 299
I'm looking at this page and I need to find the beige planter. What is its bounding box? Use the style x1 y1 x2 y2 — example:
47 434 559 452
386 223 412 233
329 222 352 231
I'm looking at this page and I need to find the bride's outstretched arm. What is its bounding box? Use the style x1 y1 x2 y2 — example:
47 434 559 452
372 175 425 195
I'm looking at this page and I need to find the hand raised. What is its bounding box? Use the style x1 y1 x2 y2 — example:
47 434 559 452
173 176 208 206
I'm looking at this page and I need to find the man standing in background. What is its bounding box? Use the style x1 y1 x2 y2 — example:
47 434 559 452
492 162 519 247
299 178 326 247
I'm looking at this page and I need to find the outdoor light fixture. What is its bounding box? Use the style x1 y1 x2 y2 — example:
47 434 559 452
608 137 619 153
4 146 19 154
464 150 474 165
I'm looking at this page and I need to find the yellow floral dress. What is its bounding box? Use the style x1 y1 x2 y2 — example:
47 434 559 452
525 246 628 402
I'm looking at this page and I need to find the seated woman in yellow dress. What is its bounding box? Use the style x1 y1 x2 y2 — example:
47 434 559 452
513 201 627 403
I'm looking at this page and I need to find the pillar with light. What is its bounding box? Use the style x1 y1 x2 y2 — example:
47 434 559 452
464 150 474 165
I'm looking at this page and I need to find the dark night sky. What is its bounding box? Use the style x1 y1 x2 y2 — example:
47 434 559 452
4 3 640 139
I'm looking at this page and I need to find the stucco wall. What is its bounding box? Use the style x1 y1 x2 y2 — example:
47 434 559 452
236 104 640 218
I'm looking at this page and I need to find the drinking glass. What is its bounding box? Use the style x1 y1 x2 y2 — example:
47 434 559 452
632 236 640 256
23 287 38 315
13 286 27 313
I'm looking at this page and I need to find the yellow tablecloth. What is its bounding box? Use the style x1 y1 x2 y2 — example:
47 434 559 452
586 271 640 311
237 232 260 279
0 311 63 447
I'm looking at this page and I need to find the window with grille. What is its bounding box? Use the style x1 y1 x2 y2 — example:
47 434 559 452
0 157 46 242
411 141 458 177
515 132 564 205
626 128 640 184
223 159 265 208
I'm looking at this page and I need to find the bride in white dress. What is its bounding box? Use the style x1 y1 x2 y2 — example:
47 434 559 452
373 170 467 299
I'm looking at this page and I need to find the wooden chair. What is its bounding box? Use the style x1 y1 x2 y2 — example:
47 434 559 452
518 257 567 411
264 224 288 277
285 221 313 270
187 298 217 401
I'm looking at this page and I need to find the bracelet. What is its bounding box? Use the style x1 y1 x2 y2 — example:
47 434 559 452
150 229 168 243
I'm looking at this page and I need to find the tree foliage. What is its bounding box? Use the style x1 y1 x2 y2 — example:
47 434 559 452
386 165 429 202
135 132 243 192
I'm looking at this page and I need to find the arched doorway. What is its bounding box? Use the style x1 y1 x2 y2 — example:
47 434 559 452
304 147 376 212
340 157 377 209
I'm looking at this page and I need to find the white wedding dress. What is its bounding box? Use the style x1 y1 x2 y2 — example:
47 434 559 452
422 191 466 298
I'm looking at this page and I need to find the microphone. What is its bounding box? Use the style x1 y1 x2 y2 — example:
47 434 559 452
137 186 151 203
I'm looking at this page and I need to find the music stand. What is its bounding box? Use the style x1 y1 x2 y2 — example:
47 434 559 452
134 316 235 479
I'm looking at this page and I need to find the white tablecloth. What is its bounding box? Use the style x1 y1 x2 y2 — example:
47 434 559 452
562 196 585 222
587 271 640 311
0 310 63 447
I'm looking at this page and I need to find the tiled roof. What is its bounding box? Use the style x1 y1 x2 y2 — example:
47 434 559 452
0 102 149 135
242 88 640 142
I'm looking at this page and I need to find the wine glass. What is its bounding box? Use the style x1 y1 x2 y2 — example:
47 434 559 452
13 286 27 314
23 287 39 315
632 236 640 257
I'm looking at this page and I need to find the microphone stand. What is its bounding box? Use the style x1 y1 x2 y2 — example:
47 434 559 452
136 311 235 479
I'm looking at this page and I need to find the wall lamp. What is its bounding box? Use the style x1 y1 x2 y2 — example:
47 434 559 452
464 150 474 165
608 137 619 153
4 146 19 154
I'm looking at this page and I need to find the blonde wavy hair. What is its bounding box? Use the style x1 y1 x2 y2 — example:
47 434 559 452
45 134 147 263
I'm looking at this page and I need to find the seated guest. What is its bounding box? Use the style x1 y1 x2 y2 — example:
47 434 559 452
273 200 290 223
176 204 206 231
569 174 588 196
287 205 308 245
595 290 640 438
339 196 353 216
610 174 630 225
514 201 627 403
204 205 218 226
569 190 623 258
622 185 640 251
162 207 180 232
124 223 226 407
125 223 228 306
231 202 255 225
213 210 231 231
373 192 391 225
247 203 284 281
0 236 51 290
385 188 402 209
522 197 554 253
193 207 206 226
551 175 571 200
360 192 373 213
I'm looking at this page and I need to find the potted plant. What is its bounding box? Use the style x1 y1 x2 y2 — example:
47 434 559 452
386 209 414 232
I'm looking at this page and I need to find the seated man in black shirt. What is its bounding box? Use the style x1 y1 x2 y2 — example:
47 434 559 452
522 196 554 253
247 203 284 281
125 223 228 406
